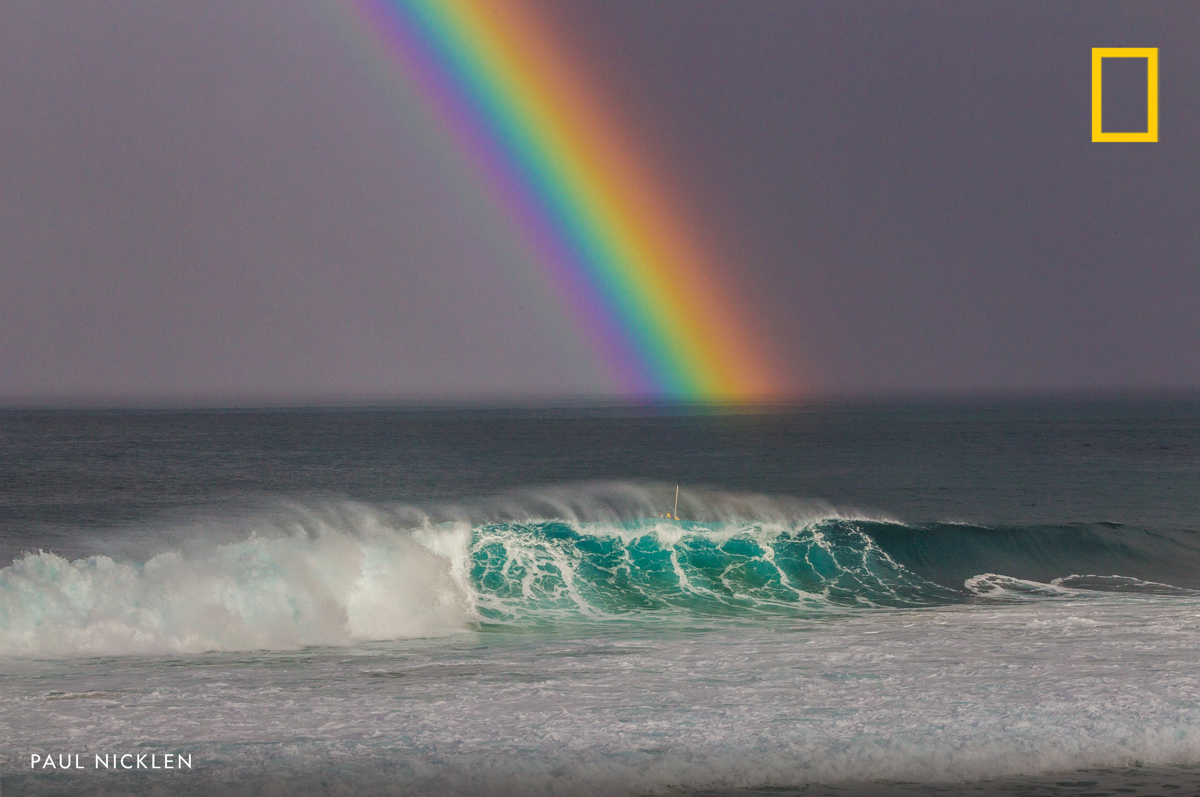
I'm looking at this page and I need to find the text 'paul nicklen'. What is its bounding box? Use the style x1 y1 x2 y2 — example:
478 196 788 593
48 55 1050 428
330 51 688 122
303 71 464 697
29 753 193 770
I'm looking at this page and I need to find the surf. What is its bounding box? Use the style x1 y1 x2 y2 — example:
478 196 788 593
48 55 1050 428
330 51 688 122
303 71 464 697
3 483 1200 656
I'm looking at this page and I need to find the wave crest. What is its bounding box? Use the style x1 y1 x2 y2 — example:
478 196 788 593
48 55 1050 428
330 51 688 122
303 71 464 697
5 482 1200 657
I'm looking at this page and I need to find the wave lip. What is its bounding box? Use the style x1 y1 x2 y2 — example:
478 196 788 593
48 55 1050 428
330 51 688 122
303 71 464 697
1052 574 1200 595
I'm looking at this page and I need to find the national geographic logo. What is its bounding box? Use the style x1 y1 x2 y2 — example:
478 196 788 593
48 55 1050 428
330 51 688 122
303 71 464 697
1092 47 1158 142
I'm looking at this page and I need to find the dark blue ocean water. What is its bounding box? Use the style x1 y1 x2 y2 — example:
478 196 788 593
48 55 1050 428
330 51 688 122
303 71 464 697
3 397 1200 796
4 397 1199 582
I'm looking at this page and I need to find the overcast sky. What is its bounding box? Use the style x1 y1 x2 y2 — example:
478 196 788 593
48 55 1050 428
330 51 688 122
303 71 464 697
1 1 1197 405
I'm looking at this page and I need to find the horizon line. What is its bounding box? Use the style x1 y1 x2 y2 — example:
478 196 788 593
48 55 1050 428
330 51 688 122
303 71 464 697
2 385 1199 414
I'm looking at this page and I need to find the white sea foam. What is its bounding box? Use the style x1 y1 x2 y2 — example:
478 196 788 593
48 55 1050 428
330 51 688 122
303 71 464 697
0 506 478 656
6 596 1200 795
964 572 1075 599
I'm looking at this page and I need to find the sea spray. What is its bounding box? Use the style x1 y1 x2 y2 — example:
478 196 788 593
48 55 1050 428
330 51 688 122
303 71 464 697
0 511 478 656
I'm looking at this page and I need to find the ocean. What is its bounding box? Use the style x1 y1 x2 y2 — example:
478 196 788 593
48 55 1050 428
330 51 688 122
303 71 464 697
3 397 1200 796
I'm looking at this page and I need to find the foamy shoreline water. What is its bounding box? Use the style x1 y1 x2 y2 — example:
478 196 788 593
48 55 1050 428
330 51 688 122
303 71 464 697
8 767 1200 797
6 591 1200 795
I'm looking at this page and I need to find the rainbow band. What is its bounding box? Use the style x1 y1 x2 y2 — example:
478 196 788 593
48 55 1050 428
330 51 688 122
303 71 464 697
352 0 784 398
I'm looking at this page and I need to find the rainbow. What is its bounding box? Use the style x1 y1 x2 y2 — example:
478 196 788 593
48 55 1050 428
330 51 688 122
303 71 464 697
347 0 788 399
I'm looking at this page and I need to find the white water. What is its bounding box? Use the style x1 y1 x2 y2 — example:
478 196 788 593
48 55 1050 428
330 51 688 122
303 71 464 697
0 493 899 657
0 508 478 656
6 595 1200 795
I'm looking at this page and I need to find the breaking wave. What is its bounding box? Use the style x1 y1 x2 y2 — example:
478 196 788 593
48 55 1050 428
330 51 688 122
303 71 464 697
2 483 1198 656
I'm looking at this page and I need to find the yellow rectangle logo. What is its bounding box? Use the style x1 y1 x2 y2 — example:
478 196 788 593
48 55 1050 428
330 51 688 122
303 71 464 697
1092 47 1158 142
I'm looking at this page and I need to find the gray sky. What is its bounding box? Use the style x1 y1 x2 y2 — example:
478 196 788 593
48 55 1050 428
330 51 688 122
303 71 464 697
2 1 1197 404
